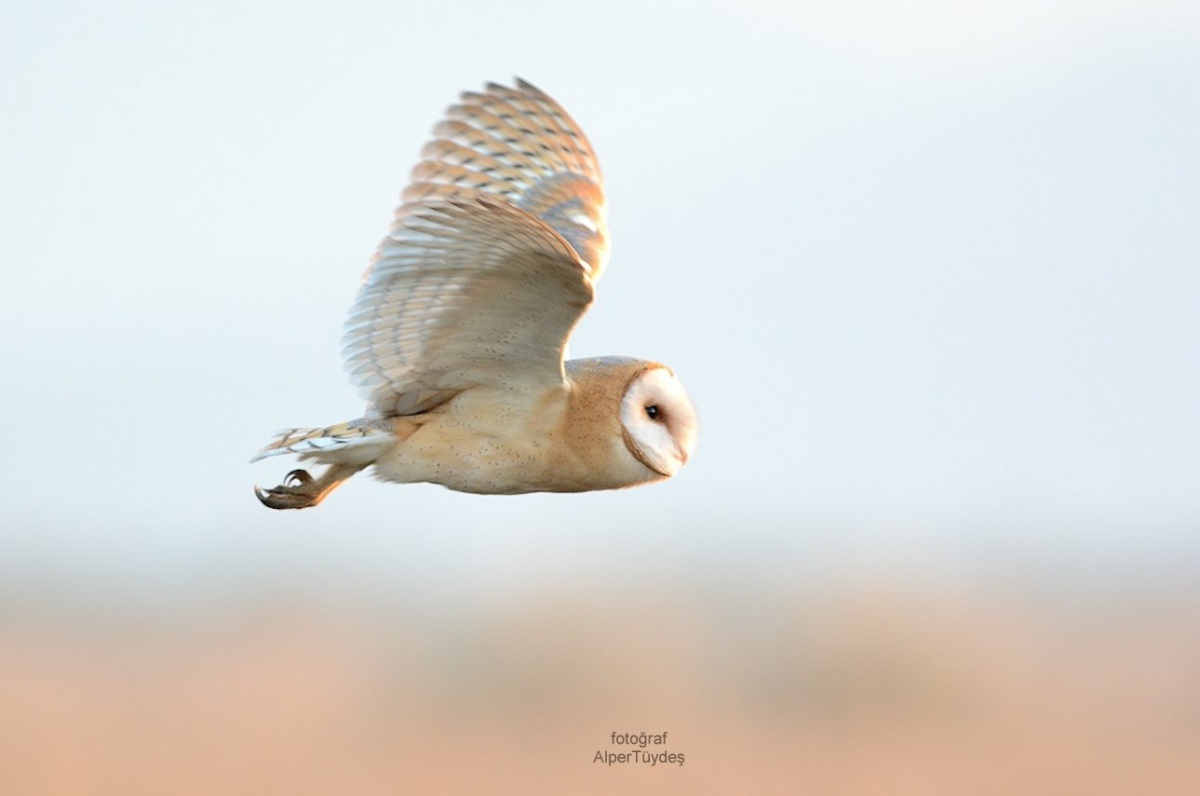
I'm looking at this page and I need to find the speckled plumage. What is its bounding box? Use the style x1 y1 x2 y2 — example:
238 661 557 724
254 80 696 509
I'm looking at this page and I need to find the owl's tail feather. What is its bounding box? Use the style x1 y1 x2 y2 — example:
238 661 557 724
250 418 394 465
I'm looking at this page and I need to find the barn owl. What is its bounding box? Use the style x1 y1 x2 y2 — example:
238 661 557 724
253 79 697 509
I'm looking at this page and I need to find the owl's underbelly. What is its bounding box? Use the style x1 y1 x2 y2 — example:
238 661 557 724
369 418 595 494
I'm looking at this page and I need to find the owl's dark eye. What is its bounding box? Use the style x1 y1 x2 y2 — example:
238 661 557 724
645 404 661 421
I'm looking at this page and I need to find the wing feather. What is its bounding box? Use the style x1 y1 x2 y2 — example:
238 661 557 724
341 80 609 416
342 196 594 416
400 79 608 278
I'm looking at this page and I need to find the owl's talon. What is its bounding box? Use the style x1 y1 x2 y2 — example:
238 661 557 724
255 464 357 510
255 476 318 510
285 469 313 487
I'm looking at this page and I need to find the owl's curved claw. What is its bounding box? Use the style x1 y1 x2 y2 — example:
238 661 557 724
285 469 313 487
254 463 363 511
255 484 314 510
255 468 319 510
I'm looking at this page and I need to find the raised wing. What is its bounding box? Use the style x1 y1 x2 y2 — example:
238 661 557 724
403 79 609 280
341 79 609 416
342 196 593 416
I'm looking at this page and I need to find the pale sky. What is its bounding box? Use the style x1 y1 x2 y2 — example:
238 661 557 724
2 0 1197 603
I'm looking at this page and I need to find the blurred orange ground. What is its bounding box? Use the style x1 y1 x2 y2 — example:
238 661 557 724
2 585 1198 795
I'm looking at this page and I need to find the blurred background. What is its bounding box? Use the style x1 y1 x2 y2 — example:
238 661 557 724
2 0 1198 793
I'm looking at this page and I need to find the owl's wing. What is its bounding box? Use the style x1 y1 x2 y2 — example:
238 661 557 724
404 78 609 281
341 80 608 416
342 196 594 415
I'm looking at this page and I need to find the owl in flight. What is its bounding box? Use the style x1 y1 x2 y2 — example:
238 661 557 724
253 79 697 509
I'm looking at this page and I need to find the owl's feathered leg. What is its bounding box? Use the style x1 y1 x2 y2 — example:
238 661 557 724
254 462 366 510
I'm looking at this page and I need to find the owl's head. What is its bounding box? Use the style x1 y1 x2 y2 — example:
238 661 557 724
565 356 697 485
618 366 697 477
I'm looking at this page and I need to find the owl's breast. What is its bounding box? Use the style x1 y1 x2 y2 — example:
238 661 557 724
370 382 659 494
369 386 575 493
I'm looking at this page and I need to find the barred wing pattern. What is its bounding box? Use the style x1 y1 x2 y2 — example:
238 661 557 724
342 80 609 416
343 197 593 416
404 79 609 278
